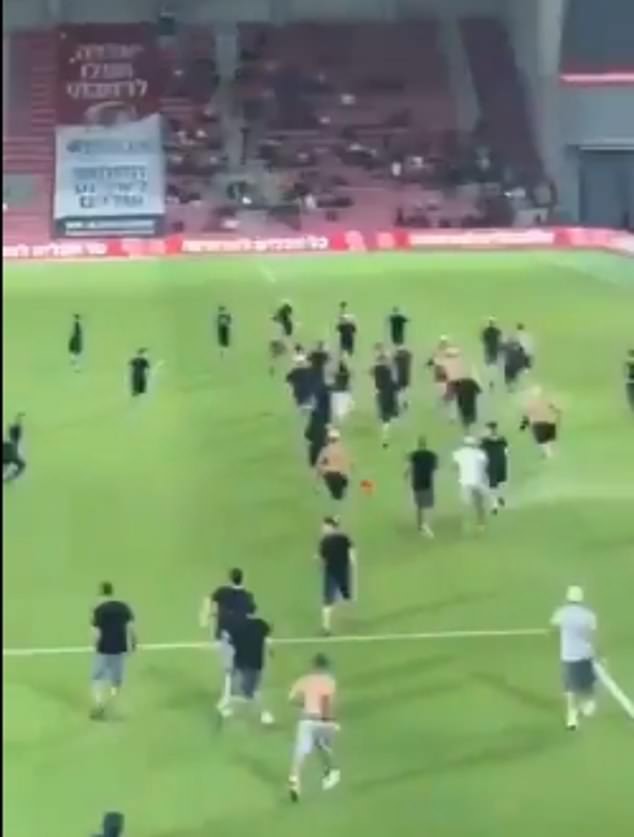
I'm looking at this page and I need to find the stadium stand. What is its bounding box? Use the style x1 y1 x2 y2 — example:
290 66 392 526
3 31 57 243
3 13 558 242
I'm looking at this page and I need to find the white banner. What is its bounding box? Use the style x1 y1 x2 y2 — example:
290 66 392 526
54 114 165 235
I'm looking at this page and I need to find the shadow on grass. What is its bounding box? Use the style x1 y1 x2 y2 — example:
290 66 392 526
474 670 560 716
358 590 496 631
350 724 563 793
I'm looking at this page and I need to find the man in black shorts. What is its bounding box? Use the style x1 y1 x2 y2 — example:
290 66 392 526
3 413 26 482
91 582 136 720
480 422 509 513
371 347 398 448
388 306 409 347
501 337 527 391
317 517 356 635
393 345 413 411
68 313 84 371
406 437 438 537
199 568 256 711
273 300 294 339
454 373 482 430
625 349 634 412
286 353 314 413
128 348 152 398
480 318 502 388
93 811 125 837
305 409 329 469
309 341 331 390
336 306 357 357
223 605 274 725
216 305 233 356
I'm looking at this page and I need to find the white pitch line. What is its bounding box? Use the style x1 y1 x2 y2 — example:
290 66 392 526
2 627 548 658
594 661 634 720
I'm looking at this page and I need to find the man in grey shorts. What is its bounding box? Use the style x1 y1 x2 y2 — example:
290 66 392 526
91 582 135 720
199 567 256 710
551 585 598 730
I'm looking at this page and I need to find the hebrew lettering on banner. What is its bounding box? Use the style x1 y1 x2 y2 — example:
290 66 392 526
54 24 165 238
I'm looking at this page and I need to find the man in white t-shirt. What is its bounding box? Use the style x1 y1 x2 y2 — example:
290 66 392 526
551 585 598 730
452 437 489 527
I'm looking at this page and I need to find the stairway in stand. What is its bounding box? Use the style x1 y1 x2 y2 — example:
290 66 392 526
3 30 57 244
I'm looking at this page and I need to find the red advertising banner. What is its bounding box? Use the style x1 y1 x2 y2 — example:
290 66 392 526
57 24 160 124
3 229 634 262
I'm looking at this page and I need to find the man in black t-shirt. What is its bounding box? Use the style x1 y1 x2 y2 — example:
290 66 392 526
224 607 275 725
481 422 509 513
286 355 314 413
309 341 331 389
93 812 124 837
68 313 84 371
336 312 357 357
317 517 356 635
200 567 256 710
625 349 634 412
273 300 294 339
481 318 502 389
3 413 26 482
454 375 482 429
129 348 152 397
371 346 398 447
91 582 135 720
388 307 409 347
305 408 329 469
393 346 413 411
216 306 233 355
406 437 438 537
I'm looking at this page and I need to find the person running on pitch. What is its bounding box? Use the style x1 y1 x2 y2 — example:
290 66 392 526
331 359 353 424
480 317 502 389
388 306 409 347
288 653 340 802
624 348 634 412
452 436 489 530
551 586 599 731
317 428 351 507
317 516 356 635
480 422 509 513
393 344 413 412
3 413 26 483
336 303 358 357
219 604 275 726
406 436 438 537
520 386 562 458
305 408 329 471
453 370 482 430
371 345 399 447
68 313 84 371
286 351 314 414
216 305 233 357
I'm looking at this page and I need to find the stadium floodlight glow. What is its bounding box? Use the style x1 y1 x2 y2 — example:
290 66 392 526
560 71 634 85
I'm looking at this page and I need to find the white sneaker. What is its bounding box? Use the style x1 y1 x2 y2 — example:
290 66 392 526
422 525 435 539
218 704 233 719
581 700 597 718
322 769 341 791
260 710 275 726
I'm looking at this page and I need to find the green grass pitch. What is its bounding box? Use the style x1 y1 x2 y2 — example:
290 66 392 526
3 250 634 837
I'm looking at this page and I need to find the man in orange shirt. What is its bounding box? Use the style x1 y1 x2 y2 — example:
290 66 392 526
288 654 340 802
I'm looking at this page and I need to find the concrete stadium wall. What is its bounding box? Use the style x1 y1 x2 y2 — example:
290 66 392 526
561 87 634 149
558 86 634 223
3 0 505 29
